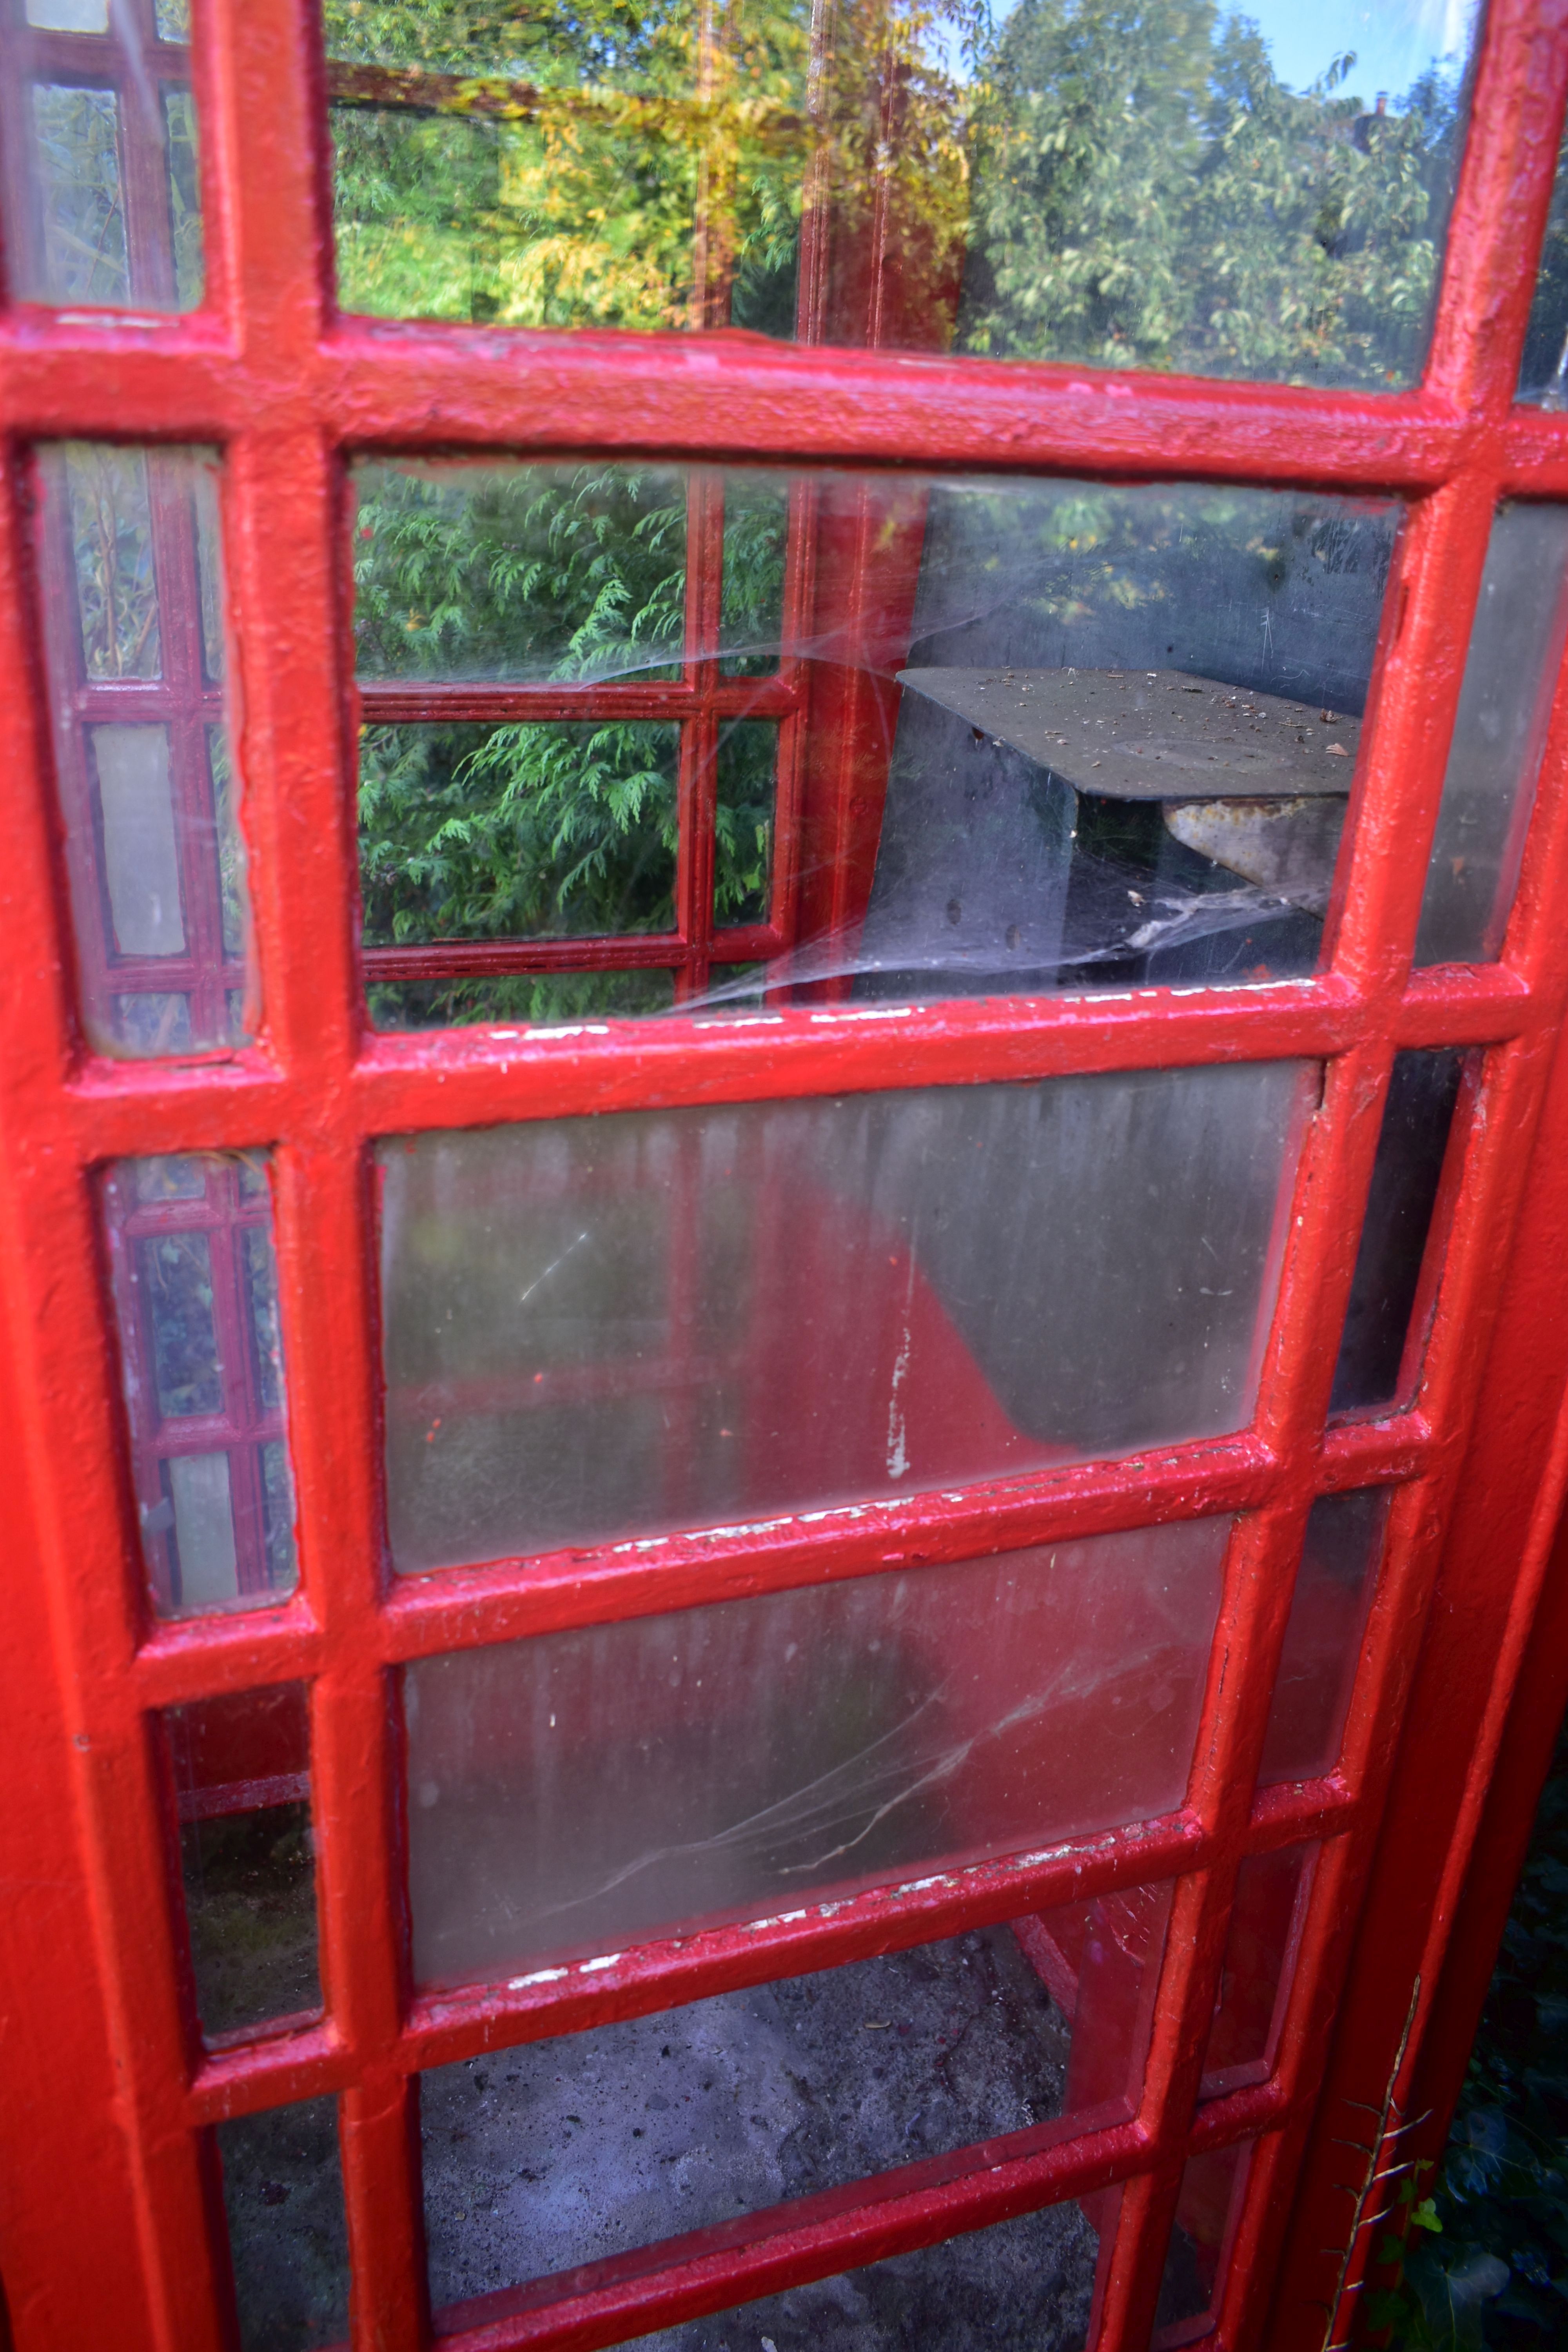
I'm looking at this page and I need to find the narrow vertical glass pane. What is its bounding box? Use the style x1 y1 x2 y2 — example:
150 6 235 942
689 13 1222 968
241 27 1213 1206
1330 1052 1464 1416
1156 2141 1251 2342
64 444 161 679
1518 132 1568 405
27 85 129 302
715 719 776 926
36 445 253 1056
103 1152 298 1618
1200 1847 1315 2099
165 1683 320 2038
720 472 790 675
216 2097 349 2352
7 0 203 307
379 1068 1307 1568
1260 1490 1391 1785
405 1524 1225 1987
324 0 1474 390
1414 507 1568 966
423 1904 1164 2313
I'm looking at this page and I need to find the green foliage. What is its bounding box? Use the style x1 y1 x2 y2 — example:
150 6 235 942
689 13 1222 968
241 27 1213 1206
961 1 1463 387
1374 1726 1568 2349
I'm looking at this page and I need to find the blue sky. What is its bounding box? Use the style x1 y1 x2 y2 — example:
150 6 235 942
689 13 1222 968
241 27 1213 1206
1236 0 1475 101
981 0 1477 103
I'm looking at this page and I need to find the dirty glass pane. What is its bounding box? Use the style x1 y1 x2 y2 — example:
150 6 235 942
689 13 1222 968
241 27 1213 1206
324 0 1472 390
1261 1489 1390 1785
165 1683 320 2039
35 445 252 1056
622 2200 1105 2350
1156 2141 1251 2338
423 1898 1166 2315
1414 506 1568 967
352 459 1396 1030
7 1 204 307
379 1067 1306 1568
1330 1052 1465 1417
102 1152 299 1618
216 2097 350 2352
369 969 680 1031
404 1522 1225 1985
1200 1847 1314 2100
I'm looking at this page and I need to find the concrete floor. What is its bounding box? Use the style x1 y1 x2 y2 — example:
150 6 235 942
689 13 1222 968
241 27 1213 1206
216 1921 1116 2350
419 1922 1099 2348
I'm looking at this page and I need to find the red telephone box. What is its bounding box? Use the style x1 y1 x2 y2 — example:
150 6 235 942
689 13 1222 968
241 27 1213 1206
6 2 1568 2349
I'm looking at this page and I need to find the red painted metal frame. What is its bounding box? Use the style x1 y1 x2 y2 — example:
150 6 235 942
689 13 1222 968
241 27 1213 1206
3 2 1568 2350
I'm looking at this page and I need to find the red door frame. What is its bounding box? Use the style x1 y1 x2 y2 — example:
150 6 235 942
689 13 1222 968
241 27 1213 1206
5 4 1568 2351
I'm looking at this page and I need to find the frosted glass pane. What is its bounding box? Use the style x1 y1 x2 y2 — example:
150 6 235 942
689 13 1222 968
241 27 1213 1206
404 1518 1228 1987
168 1451 238 1607
27 0 109 30
380 1065 1309 1570
93 726 185 955
1415 506 1568 966
1260 1490 1389 1785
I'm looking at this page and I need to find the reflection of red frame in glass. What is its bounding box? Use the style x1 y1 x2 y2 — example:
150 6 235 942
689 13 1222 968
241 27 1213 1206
0 0 193 306
37 445 241 1053
102 1156 288 1610
3 7 1568 2352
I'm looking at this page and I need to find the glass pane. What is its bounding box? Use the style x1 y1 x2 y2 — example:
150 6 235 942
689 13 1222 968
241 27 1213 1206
359 721 680 943
216 2097 350 2352
324 0 1473 390
7 2 204 307
1199 1847 1314 2099
1517 129 1568 405
1260 1490 1390 1785
1330 1051 1464 1417
353 460 1397 1029
35 445 252 1056
353 460 689 682
165 1684 320 2039
1156 2141 1251 2342
715 719 776 926
1413 506 1568 966
103 1152 299 1618
608 2201 1106 2350
405 1522 1226 1987
423 1898 1166 2311
380 1067 1307 1569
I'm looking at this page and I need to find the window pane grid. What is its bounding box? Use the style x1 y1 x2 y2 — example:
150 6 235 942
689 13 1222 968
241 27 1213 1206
0 0 1564 2348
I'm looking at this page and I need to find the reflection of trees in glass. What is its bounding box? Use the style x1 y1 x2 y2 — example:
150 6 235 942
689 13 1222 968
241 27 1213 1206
31 84 130 303
327 0 1466 388
162 88 205 307
962 4 1464 387
64 444 162 680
